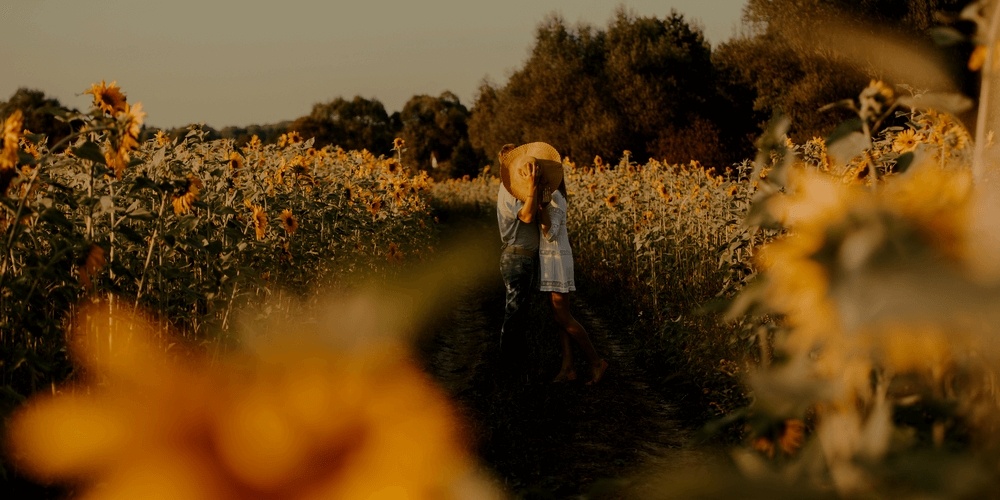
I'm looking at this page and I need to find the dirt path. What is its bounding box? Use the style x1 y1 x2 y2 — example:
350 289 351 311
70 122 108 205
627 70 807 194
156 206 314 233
417 212 713 499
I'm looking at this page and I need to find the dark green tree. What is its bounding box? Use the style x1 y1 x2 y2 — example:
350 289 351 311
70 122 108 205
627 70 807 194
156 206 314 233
469 14 620 165
290 96 396 155
718 0 970 142
604 10 726 165
0 88 78 149
398 92 484 179
468 9 733 167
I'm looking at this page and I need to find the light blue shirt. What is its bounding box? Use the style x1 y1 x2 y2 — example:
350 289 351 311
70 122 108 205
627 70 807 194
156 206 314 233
497 184 539 252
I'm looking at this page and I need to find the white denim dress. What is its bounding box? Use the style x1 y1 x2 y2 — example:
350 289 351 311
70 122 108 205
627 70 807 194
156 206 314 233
539 190 575 293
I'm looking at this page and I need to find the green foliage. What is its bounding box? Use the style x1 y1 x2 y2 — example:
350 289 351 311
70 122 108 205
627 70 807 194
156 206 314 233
0 109 438 446
0 88 79 151
718 0 971 142
398 92 485 179
468 9 744 168
290 96 398 155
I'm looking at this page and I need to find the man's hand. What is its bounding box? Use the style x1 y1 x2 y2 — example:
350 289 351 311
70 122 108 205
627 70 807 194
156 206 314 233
525 159 538 193
517 158 540 223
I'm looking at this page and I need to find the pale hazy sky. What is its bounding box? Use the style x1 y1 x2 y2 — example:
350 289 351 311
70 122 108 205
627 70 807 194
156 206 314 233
3 1 748 129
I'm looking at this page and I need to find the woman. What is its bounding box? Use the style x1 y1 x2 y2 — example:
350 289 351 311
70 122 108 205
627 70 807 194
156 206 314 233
538 180 608 385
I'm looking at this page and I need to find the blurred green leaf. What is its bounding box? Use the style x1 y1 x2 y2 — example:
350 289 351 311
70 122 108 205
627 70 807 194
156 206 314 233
827 130 869 166
72 141 106 165
895 152 915 173
129 176 162 194
37 207 71 229
897 93 973 115
215 206 238 217
929 26 967 47
825 117 863 146
117 224 145 244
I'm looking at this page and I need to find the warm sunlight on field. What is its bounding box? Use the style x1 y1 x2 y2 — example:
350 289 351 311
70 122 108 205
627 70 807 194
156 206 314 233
6 1 1000 498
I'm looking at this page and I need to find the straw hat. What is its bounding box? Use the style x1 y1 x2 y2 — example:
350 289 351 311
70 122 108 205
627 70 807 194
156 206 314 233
498 142 563 203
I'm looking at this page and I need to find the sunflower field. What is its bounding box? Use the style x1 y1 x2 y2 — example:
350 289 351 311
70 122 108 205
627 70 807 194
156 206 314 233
10 0 1000 496
0 79 440 446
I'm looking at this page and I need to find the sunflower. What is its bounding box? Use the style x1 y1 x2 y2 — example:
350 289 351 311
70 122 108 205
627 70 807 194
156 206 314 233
278 131 303 148
1 110 23 172
802 137 832 171
604 193 619 209
22 138 40 159
106 102 145 179
6 300 474 499
242 135 262 152
593 155 604 168
172 175 203 216
84 80 128 116
251 204 267 240
368 198 383 216
656 183 670 200
279 209 298 235
393 137 405 150
891 129 920 154
154 130 170 148
228 151 244 170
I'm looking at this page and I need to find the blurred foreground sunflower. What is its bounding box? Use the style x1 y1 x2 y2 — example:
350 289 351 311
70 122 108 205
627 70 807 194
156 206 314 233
6 299 480 499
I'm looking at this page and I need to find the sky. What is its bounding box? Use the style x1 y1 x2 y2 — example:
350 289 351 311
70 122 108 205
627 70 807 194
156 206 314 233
3 1 748 130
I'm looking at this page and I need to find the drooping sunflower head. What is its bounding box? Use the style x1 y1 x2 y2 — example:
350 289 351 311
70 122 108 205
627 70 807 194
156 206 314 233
106 102 145 179
251 204 267 240
171 175 203 216
84 80 128 116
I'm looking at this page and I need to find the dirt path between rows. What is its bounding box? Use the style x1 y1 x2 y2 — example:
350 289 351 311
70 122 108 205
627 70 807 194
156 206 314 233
417 212 716 499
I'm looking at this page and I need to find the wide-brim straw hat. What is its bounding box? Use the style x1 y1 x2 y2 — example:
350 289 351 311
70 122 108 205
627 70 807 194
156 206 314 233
498 142 563 203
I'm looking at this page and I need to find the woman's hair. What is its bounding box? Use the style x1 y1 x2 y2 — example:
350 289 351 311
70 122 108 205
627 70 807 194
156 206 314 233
557 179 567 196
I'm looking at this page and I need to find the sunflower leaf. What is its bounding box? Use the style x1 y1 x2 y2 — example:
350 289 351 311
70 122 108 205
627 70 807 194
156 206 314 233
825 117 864 146
894 152 915 173
897 93 973 115
72 141 107 165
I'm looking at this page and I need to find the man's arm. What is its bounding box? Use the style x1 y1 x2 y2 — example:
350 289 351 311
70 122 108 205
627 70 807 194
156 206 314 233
517 162 539 223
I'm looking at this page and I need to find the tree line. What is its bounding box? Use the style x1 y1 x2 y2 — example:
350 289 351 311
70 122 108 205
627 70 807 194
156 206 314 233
2 0 973 178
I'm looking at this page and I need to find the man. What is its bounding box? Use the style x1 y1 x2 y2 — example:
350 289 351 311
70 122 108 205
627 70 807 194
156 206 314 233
496 142 563 373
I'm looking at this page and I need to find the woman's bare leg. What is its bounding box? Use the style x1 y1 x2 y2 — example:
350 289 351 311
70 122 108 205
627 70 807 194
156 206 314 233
552 324 576 382
550 292 608 384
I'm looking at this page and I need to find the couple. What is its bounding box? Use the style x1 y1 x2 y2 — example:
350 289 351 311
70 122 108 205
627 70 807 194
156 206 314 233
496 142 608 385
